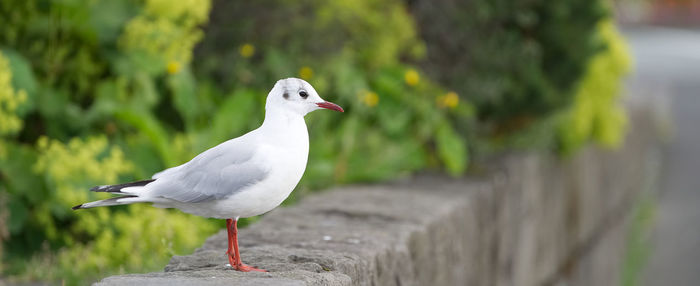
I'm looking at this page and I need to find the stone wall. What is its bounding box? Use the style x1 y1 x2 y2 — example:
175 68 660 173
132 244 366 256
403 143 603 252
97 105 661 286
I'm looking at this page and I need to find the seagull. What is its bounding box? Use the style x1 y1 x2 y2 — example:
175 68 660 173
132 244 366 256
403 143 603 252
72 78 343 272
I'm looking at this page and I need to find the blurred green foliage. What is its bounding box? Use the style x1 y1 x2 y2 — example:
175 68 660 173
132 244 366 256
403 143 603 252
620 190 656 286
557 20 632 154
0 0 628 284
408 0 608 135
193 0 472 186
0 0 219 283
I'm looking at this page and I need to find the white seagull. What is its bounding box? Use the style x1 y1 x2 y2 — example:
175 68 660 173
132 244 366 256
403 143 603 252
73 78 343 272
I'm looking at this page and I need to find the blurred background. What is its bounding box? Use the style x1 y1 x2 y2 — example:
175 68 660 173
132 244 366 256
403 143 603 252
0 0 695 285
616 1 700 286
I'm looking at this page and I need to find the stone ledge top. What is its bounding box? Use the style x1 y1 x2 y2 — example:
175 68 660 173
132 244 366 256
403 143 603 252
96 176 483 286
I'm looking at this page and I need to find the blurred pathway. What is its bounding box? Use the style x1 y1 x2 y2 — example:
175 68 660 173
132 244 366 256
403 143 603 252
624 26 700 286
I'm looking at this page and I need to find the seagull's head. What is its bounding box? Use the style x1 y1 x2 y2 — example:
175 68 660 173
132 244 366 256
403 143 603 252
266 78 344 116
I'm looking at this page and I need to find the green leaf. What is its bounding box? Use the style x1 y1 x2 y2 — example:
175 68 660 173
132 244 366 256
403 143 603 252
167 68 198 130
1 48 37 115
435 122 468 176
131 73 159 108
114 109 175 167
89 0 138 45
207 89 261 145
35 88 69 119
0 142 45 204
7 198 29 234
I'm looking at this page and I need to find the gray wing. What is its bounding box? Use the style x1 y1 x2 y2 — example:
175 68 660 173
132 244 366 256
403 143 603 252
149 139 269 203
151 165 184 179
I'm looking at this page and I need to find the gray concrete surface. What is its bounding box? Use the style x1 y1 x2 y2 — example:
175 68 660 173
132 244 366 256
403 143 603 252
625 26 700 286
97 180 486 286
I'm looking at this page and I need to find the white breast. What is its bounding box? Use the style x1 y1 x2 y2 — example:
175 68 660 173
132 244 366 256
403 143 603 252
178 112 310 219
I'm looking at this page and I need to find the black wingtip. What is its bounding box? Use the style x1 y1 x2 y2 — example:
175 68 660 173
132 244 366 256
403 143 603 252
72 204 83 210
90 179 155 193
90 185 104 192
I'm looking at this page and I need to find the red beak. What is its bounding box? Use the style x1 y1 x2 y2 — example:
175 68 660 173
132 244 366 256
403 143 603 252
316 101 344 112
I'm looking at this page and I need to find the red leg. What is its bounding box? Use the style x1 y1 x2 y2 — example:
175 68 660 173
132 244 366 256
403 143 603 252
225 218 266 272
225 219 236 267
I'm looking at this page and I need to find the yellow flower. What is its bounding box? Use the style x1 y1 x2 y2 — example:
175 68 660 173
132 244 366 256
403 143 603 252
298 66 313 80
404 69 420 86
166 61 180 74
239 43 255 58
437 91 459 109
360 91 379 107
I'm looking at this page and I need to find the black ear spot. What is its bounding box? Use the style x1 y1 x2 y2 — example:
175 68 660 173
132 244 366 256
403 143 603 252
299 90 308 99
283 92 289 99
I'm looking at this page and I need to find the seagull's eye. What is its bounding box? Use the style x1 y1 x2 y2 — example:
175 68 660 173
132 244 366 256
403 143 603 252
299 90 308 99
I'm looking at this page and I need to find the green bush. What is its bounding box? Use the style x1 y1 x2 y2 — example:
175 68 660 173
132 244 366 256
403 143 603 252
0 0 219 284
557 20 632 154
407 0 608 134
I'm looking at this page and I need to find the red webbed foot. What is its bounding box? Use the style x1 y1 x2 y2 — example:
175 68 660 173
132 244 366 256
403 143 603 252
227 252 266 272
232 263 267 272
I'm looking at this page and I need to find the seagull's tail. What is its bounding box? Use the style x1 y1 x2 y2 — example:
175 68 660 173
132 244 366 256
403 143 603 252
90 179 155 194
72 195 139 210
72 179 156 210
